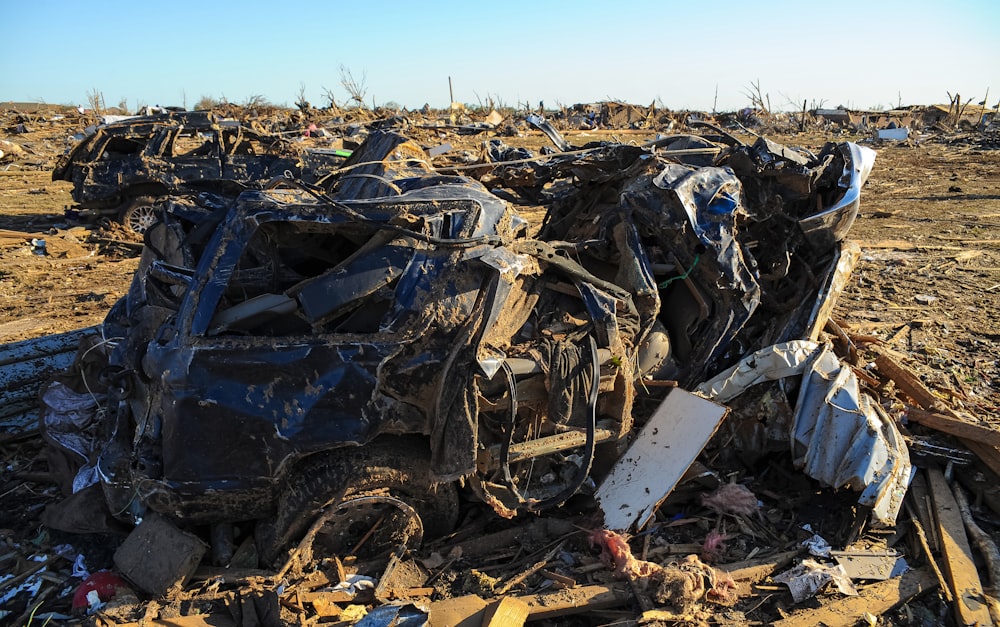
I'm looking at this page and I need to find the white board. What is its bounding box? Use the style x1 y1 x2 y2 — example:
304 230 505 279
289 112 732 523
596 388 729 531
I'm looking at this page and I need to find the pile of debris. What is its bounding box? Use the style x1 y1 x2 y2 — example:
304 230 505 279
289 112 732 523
0 108 81 171
2 115 999 626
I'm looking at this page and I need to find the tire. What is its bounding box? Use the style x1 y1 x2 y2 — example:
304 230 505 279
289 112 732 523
256 436 459 568
118 196 162 234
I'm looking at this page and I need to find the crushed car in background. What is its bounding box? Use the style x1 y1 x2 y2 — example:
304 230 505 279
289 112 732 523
52 111 348 233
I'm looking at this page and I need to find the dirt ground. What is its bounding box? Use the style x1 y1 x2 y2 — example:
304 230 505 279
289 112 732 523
2 111 999 625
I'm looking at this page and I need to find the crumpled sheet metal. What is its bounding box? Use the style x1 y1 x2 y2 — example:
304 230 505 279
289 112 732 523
798 143 877 248
39 380 105 493
695 341 910 526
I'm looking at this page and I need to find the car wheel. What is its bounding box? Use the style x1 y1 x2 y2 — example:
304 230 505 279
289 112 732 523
118 197 161 234
255 436 459 569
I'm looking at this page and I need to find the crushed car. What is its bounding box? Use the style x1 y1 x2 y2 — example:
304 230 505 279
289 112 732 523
52 110 346 233
40 124 906 573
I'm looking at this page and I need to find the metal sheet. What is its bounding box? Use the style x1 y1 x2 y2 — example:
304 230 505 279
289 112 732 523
696 341 910 527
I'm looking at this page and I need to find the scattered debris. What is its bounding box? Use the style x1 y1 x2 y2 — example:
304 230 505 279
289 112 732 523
771 569 938 627
2 101 998 625
697 340 910 526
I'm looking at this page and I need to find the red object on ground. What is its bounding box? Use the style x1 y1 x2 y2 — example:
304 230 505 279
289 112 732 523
71 570 129 610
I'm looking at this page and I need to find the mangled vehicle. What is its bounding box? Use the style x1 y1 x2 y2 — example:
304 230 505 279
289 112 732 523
41 126 906 570
52 111 345 233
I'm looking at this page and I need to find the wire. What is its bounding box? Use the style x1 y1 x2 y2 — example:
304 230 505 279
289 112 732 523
657 253 700 290
497 335 600 512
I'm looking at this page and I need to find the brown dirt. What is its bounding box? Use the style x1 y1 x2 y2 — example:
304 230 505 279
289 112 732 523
0 172 140 343
835 140 1000 421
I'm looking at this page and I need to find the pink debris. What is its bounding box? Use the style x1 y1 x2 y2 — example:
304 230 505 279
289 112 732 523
701 529 727 563
589 529 743 608
700 482 760 516
590 528 662 578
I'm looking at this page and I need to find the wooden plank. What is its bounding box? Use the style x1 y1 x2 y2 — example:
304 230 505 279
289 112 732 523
450 518 576 561
427 594 489 627
519 583 633 620
874 352 943 410
596 388 728 531
906 408 1000 448
770 568 937 627
482 596 530 627
907 472 940 553
856 239 964 251
963 441 1000 480
720 550 799 583
927 468 995 626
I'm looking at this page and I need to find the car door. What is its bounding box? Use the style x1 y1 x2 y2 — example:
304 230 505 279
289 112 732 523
221 127 296 188
161 126 223 192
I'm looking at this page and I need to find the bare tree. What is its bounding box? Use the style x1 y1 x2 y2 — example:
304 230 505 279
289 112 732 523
945 91 976 127
296 82 310 110
742 79 770 114
243 94 270 109
340 65 368 109
87 88 105 115
320 86 340 111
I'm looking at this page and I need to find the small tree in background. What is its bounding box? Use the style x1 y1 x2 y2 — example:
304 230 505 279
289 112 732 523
195 95 223 110
742 79 770 114
320 86 340 111
87 88 105 115
340 65 368 109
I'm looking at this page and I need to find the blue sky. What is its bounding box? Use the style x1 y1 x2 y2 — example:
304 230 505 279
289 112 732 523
3 0 998 112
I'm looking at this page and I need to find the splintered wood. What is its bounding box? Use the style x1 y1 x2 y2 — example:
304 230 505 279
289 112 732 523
876 349 1000 477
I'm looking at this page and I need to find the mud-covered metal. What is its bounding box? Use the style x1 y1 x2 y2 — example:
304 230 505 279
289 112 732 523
52 111 344 229
41 126 897 562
